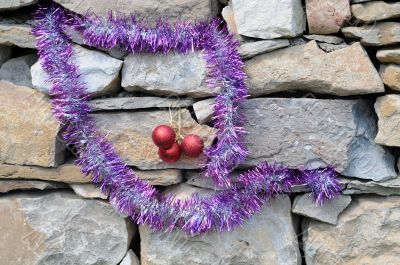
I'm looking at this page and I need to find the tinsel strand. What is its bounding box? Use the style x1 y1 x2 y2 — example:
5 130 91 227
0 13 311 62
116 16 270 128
32 5 342 235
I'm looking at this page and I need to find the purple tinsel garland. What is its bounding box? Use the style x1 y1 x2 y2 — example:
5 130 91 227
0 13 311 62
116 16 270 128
32 5 342 235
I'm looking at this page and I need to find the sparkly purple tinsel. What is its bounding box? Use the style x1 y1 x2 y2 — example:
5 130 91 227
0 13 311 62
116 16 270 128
32 5 342 235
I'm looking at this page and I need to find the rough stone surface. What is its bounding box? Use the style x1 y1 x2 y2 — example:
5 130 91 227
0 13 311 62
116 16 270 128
380 64 400 91
0 192 135 265
0 54 36 87
0 45 12 66
89 97 194 112
231 0 305 39
239 39 290 59
292 193 352 225
0 81 65 167
53 0 219 22
31 45 122 97
306 0 351 34
342 22 400 46
122 52 211 98
352 1 400 22
140 187 301 265
375 95 400 147
0 179 66 193
343 177 400 196
245 41 384 96
242 98 395 181
70 184 108 199
303 196 400 265
193 98 215 124
377 47 400 64
120 250 140 265
0 0 38 11
0 22 35 48
93 110 215 169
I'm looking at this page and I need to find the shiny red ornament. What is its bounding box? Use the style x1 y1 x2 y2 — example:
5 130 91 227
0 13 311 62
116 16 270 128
152 125 176 149
181 134 204 158
158 142 181 163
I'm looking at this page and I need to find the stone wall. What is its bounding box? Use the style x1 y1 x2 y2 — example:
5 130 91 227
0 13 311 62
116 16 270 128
0 0 400 264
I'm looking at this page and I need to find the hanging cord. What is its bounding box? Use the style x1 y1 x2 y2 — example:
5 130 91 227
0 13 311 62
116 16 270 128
169 104 185 142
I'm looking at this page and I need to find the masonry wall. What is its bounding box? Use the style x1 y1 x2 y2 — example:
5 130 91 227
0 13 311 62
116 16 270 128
0 0 400 264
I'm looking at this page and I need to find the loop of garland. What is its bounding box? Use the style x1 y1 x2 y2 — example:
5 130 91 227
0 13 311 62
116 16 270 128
32 4 342 235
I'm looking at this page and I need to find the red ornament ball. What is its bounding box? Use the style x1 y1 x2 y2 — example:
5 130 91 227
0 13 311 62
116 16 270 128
158 142 181 163
152 125 176 149
181 134 204 158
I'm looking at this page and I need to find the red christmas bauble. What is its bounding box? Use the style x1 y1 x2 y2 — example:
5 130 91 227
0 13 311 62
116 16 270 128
158 142 181 163
152 125 176 149
181 134 204 158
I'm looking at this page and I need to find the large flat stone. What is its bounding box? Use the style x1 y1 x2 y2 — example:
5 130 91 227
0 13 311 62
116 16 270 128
0 22 35 48
375 95 400 147
245 41 384 96
135 169 183 186
192 98 215 124
342 22 400 46
241 98 395 181
303 196 400 265
89 96 194 111
377 47 400 64
0 54 36 87
380 64 400 91
352 1 400 22
53 0 219 22
122 52 211 98
31 45 122 97
245 41 385 96
0 161 183 185
303 34 345 45
140 186 301 265
0 0 38 11
0 162 86 183
93 110 215 169
0 191 135 265
69 184 107 199
193 97 397 181
0 179 66 193
292 193 352 225
231 0 305 39
0 81 65 167
306 0 351 34
342 177 400 196
238 39 290 59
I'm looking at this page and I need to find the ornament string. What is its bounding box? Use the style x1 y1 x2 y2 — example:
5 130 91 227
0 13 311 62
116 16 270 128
168 104 184 141
32 4 342 235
